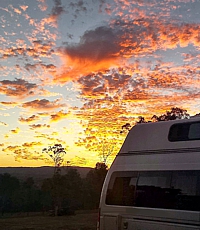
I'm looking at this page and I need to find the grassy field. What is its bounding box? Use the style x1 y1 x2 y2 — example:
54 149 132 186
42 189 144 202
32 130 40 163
0 211 98 230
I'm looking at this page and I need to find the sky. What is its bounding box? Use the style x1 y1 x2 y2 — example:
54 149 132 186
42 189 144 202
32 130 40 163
0 0 200 168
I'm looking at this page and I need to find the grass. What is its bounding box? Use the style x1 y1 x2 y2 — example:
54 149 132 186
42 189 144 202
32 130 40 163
0 210 98 230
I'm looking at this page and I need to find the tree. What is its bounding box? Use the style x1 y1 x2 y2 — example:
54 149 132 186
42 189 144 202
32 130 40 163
120 123 131 133
83 162 108 209
0 173 20 215
41 173 64 216
21 177 42 215
41 169 82 215
96 140 116 164
63 168 82 211
151 107 190 121
121 107 191 133
42 144 67 216
42 144 66 174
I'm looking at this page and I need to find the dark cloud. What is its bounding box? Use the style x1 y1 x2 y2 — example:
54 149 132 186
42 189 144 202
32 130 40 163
19 115 40 123
22 99 65 111
1 41 55 60
50 0 65 21
57 19 200 83
24 63 38 72
53 25 122 82
29 124 50 129
62 19 158 64
63 26 120 62
69 0 87 14
78 74 105 95
77 71 132 97
24 63 56 72
0 78 37 98
68 18 200 75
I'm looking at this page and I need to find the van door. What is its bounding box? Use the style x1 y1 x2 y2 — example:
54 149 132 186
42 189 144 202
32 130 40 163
103 170 138 230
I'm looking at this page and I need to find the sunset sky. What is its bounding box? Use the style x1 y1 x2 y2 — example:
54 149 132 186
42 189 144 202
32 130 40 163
0 0 200 168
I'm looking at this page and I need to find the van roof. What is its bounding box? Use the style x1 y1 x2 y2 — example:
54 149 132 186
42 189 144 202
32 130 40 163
118 117 200 155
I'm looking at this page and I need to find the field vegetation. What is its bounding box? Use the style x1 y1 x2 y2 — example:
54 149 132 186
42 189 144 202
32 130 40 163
0 210 98 230
0 162 107 229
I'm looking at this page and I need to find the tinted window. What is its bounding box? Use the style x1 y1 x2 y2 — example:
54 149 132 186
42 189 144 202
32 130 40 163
136 171 172 209
106 170 200 211
188 123 200 139
168 121 200 142
106 171 138 206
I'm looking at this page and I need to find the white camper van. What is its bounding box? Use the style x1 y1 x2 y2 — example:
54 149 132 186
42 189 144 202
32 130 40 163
98 117 200 230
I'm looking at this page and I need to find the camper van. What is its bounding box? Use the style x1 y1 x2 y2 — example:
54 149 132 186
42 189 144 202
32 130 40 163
98 117 200 230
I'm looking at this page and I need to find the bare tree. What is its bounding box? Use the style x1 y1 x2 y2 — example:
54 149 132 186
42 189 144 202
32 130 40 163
98 141 114 164
42 144 66 174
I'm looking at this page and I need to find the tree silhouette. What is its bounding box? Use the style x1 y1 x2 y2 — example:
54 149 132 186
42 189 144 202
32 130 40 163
21 177 42 215
96 140 118 164
151 107 190 121
0 173 20 215
42 144 66 174
42 144 67 216
121 107 191 133
84 162 108 209
42 169 82 216
120 123 131 133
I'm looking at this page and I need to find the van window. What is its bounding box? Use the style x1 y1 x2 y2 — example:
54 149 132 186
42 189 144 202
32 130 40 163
106 171 138 206
188 122 200 139
168 121 200 142
136 171 172 209
106 170 200 211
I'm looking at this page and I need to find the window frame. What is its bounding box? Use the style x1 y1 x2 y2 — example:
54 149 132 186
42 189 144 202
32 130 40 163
105 170 200 212
168 121 200 142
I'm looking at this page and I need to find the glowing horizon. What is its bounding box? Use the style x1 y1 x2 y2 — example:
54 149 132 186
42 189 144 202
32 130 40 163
0 0 200 168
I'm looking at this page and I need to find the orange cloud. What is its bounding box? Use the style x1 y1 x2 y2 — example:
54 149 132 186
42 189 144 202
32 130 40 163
13 7 22 14
19 115 40 123
52 17 200 85
0 101 18 107
38 0 47 11
70 156 88 166
20 5 28 11
10 127 20 134
0 78 41 98
0 40 55 61
22 141 43 148
50 110 70 122
3 145 47 162
53 26 122 82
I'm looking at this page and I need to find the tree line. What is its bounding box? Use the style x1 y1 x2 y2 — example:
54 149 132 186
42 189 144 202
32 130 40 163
121 107 193 133
0 162 107 216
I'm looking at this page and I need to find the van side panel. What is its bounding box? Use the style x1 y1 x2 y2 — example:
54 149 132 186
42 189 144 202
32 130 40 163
121 218 200 230
99 153 200 230
99 118 200 230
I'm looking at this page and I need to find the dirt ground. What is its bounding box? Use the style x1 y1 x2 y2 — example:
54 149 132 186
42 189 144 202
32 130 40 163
0 211 98 230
